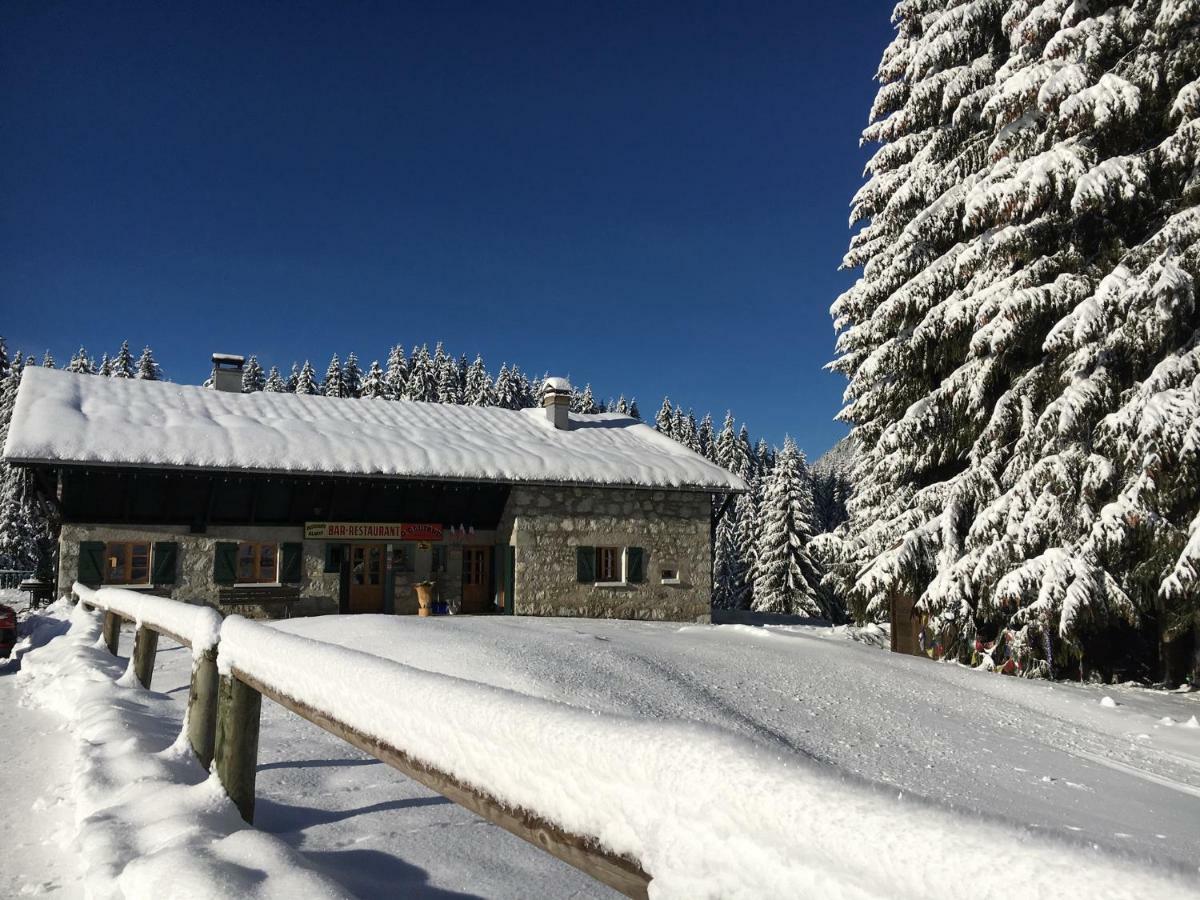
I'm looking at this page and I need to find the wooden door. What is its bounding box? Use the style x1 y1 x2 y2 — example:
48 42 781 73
461 546 491 613
348 544 384 613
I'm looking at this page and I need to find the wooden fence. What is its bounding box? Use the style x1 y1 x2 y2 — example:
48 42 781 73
71 585 651 898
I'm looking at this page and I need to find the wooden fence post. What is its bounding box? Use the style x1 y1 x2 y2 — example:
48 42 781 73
102 611 121 656
132 626 159 689
214 674 262 823
187 648 220 769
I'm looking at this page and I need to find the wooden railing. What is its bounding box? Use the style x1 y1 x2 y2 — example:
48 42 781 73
73 583 224 768
70 586 652 898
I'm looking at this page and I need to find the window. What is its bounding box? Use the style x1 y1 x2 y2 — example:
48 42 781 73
105 542 150 585
431 545 448 574
393 544 415 573
660 567 680 585
236 542 278 584
596 547 622 583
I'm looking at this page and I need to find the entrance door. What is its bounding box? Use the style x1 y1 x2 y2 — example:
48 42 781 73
348 544 384 613
461 546 491 613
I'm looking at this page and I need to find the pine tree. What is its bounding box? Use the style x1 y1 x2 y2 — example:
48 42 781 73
322 354 345 398
751 438 825 618
41 351 54 368
0 338 9 381
342 352 363 398
834 1 1200 674
66 347 94 375
464 355 493 406
697 413 715 461
655 398 674 435
111 341 135 378
493 364 522 410
614 395 629 415
435 346 463 404
133 346 160 381
572 383 598 415
0 360 52 574
383 345 408 400
263 365 285 392
628 398 641 421
405 345 436 403
295 360 318 395
360 360 386 399
97 353 113 377
286 363 300 393
240 355 264 392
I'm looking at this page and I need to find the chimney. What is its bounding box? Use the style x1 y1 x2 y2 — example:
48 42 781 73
212 353 246 393
542 377 572 430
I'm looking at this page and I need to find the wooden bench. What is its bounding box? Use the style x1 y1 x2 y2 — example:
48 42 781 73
217 585 302 618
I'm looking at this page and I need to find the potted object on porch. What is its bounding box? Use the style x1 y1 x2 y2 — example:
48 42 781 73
415 581 436 617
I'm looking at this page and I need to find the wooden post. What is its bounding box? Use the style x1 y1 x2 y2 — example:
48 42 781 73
186 648 219 769
132 626 159 689
102 611 121 656
214 674 262 823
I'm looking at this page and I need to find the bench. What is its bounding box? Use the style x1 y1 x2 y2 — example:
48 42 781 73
217 585 302 618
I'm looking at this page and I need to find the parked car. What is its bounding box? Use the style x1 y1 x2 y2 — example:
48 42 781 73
0 604 16 658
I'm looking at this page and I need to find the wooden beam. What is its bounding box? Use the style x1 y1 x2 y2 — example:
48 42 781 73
214 674 263 824
233 668 651 899
187 648 220 769
102 611 121 656
132 626 159 689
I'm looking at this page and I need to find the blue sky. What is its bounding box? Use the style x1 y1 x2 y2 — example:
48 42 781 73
1 1 892 458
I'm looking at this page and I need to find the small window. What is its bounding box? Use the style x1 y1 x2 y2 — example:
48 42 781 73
105 542 150 585
394 544 415 573
660 567 681 585
431 545 448 574
596 547 623 583
236 542 278 584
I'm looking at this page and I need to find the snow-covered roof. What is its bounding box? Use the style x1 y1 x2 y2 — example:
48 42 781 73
4 368 744 492
542 376 571 392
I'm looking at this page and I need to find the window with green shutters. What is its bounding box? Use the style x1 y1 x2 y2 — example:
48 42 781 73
576 546 595 583
213 542 238 585
77 541 105 586
151 542 178 584
626 547 645 583
280 543 303 583
575 546 645 584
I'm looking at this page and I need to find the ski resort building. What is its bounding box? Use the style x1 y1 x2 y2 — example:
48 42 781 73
3 362 743 621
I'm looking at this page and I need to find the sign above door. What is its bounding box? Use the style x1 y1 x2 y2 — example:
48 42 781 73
305 522 444 541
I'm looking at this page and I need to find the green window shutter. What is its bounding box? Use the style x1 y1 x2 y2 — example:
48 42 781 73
576 546 595 583
77 541 105 586
323 543 343 573
151 542 178 584
280 543 303 583
627 547 645 584
213 542 238 585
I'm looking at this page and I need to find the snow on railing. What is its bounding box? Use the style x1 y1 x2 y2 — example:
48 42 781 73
72 582 223 767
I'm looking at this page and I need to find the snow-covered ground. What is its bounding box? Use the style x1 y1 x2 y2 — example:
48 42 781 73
5 602 1200 897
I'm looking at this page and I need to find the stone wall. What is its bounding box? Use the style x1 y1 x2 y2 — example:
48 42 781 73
58 523 339 617
498 485 712 621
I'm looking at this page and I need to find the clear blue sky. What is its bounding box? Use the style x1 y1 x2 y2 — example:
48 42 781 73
1 1 891 458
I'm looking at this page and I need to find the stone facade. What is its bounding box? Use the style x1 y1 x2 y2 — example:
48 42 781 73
499 485 712 621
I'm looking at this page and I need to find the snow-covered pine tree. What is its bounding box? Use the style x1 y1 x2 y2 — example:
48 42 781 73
572 384 598 414
383 345 408 400
240 355 265 392
697 413 715 461
493 363 522 410
322 354 345 398
404 345 435 403
0 360 52 574
295 360 319 395
111 341 135 378
41 351 54 368
833 1 1200 676
342 352 363 398
286 363 300 393
655 397 673 435
0 338 8 381
464 355 492 405
360 360 386 399
435 348 463 404
135 346 161 381
263 366 285 392
614 395 629 415
97 353 112 377
66 347 94 375
628 398 641 420
751 438 826 618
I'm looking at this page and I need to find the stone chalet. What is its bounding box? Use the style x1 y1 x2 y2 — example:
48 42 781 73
3 360 744 621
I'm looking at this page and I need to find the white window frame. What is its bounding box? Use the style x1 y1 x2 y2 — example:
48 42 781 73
594 546 627 587
660 565 681 585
